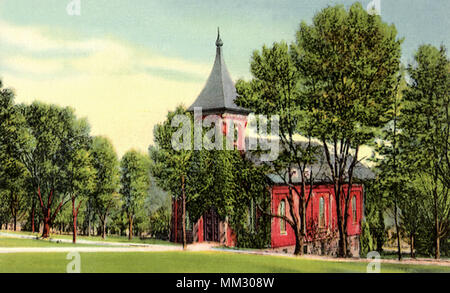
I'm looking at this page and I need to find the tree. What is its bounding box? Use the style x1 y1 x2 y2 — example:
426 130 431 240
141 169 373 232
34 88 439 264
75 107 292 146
363 180 388 254
401 44 450 259
15 102 91 238
236 42 322 255
292 3 402 257
65 148 96 243
91 136 120 239
150 106 199 249
147 176 171 239
0 79 29 231
120 150 150 240
372 70 406 260
399 179 426 258
151 106 270 249
0 158 28 231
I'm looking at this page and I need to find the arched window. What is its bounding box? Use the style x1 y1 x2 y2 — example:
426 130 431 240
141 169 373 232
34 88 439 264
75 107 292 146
329 195 333 227
279 200 286 234
319 197 325 228
352 196 357 224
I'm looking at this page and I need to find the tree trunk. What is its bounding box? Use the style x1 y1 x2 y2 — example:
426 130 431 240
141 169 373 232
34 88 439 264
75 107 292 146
293 229 304 255
72 198 77 244
410 234 415 259
376 209 384 253
31 205 35 233
10 190 17 231
393 196 402 261
102 216 107 240
434 185 440 260
435 235 440 260
182 175 187 250
88 214 91 237
42 216 50 238
128 216 133 240
336 193 346 257
294 198 306 256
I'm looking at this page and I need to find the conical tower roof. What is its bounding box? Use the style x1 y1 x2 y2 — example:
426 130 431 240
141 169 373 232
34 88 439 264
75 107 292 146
188 29 251 115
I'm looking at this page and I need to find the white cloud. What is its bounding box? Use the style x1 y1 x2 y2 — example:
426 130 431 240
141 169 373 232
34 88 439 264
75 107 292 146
0 20 211 156
0 20 211 77
1 55 65 75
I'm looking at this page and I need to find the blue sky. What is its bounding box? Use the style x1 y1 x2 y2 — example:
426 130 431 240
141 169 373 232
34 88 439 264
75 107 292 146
0 0 448 155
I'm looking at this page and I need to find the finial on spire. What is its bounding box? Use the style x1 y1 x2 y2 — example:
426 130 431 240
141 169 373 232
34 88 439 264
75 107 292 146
216 27 223 47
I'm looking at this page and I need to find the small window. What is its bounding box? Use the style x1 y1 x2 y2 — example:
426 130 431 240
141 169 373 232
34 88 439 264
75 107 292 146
279 200 286 234
329 195 333 227
352 196 357 224
319 197 325 228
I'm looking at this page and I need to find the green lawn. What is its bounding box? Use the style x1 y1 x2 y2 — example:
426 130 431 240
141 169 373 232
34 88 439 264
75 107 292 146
0 230 175 246
1 251 449 273
0 237 117 248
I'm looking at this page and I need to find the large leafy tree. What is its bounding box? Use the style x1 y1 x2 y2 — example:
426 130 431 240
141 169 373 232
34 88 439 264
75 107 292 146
120 150 150 240
361 179 387 255
236 42 322 255
15 102 91 238
0 80 29 231
91 136 120 239
150 106 200 249
372 71 406 260
151 106 269 249
0 157 29 231
401 44 450 259
292 3 402 256
65 147 96 243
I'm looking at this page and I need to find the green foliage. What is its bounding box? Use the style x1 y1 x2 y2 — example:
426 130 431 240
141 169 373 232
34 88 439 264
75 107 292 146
147 206 171 239
293 3 402 144
0 81 30 229
90 136 120 232
360 221 375 257
17 102 91 204
373 44 449 258
120 150 150 225
151 106 271 247
400 45 449 258
235 38 321 254
363 180 388 252
236 3 402 256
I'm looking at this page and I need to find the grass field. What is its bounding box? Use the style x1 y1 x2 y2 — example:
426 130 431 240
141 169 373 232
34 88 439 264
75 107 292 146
1 251 449 273
1 233 449 273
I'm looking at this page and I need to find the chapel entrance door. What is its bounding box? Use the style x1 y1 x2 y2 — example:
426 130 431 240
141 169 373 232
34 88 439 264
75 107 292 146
203 207 219 242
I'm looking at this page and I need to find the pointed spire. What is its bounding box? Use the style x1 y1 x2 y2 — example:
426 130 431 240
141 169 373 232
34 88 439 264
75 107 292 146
187 29 250 115
216 27 223 47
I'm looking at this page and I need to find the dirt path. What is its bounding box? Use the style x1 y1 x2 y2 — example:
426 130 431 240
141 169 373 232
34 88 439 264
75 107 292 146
0 232 212 253
0 246 182 253
0 232 159 247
